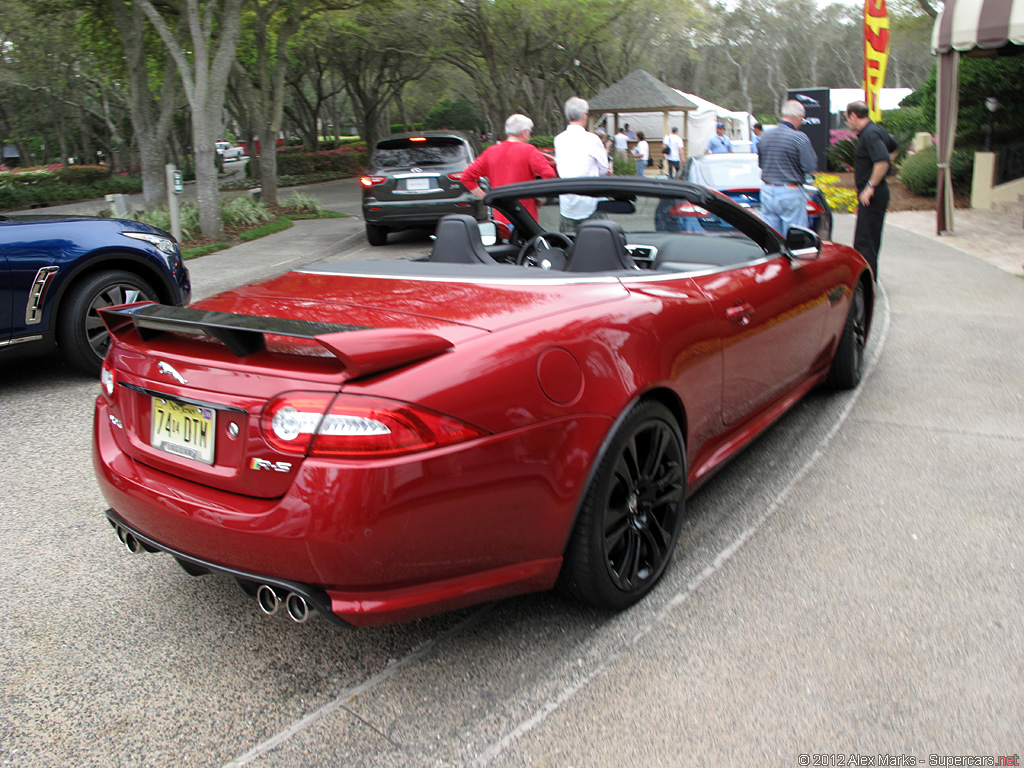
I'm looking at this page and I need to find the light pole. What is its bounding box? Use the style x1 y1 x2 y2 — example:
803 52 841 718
984 97 1000 152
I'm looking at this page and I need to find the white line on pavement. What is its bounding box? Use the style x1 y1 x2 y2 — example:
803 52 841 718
473 281 892 766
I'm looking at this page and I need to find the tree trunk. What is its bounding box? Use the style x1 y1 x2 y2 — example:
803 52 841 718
140 0 243 239
109 0 183 209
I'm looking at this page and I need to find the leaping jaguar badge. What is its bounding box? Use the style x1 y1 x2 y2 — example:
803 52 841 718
157 361 188 385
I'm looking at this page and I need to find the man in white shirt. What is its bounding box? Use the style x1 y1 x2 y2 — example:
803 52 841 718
554 96 611 233
662 126 684 178
613 126 629 161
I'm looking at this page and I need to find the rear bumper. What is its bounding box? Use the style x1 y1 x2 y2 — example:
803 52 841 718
362 197 486 228
94 398 607 626
105 509 350 626
106 508 561 627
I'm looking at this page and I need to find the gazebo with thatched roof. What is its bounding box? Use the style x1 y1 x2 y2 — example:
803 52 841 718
588 70 699 159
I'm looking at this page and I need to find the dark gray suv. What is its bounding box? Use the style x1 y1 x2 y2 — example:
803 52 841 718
360 131 485 245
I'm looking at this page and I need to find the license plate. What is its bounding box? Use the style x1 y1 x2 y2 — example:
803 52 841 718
405 177 431 191
151 397 216 464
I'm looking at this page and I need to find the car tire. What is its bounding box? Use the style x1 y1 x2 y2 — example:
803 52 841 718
826 279 867 390
57 269 157 376
366 223 388 246
559 400 686 611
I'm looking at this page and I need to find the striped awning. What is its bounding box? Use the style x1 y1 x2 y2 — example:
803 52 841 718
932 0 1024 54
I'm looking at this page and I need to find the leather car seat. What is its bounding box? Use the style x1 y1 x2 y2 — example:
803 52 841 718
567 220 636 272
429 215 499 264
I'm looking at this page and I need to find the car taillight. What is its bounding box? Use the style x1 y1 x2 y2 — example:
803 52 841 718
669 201 710 217
360 176 386 187
261 393 488 458
447 172 463 181
101 354 116 397
262 393 334 454
806 199 824 215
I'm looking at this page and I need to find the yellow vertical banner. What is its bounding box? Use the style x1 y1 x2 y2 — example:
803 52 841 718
864 0 890 122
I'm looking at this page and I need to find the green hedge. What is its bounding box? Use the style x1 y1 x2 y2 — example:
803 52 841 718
0 164 113 187
899 145 975 196
274 146 367 176
0 175 142 211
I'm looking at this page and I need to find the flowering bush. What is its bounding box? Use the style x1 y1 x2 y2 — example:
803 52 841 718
275 144 367 176
815 173 858 213
829 129 857 146
0 165 139 211
827 130 857 173
0 164 111 187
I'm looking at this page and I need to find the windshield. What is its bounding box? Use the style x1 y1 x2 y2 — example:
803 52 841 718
699 158 762 188
372 138 468 168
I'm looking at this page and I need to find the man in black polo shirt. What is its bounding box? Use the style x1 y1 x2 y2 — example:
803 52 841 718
845 100 898 280
757 100 818 237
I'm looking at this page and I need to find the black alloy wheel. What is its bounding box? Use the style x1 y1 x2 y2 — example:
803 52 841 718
560 400 686 610
826 280 867 390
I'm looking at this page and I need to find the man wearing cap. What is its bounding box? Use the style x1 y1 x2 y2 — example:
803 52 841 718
662 126 684 178
757 99 818 237
706 123 733 154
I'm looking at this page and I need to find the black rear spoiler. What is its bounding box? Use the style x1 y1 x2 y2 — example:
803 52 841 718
99 303 454 377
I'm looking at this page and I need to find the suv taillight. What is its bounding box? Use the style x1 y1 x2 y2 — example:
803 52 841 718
262 393 488 458
360 176 386 187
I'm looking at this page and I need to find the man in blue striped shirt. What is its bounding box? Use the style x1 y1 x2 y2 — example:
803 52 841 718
757 100 818 236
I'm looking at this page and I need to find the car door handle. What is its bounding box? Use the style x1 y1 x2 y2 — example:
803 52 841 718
726 303 754 326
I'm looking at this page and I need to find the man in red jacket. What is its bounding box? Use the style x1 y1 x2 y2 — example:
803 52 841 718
461 113 556 236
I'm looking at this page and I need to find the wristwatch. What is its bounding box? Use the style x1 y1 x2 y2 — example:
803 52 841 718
865 181 874 188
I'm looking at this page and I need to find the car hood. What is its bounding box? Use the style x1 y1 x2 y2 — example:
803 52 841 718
196 261 631 338
0 213 173 238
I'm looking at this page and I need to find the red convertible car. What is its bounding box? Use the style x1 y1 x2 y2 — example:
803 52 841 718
93 177 872 628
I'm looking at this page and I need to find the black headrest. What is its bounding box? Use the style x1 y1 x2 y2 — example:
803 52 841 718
430 215 498 264
567 220 635 272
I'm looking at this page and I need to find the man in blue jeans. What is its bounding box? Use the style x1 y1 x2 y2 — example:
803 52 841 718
757 100 818 236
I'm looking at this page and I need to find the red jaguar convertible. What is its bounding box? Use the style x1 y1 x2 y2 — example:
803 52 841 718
93 177 872 627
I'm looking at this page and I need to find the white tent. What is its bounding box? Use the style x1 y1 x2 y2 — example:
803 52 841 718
602 91 752 158
828 87 913 114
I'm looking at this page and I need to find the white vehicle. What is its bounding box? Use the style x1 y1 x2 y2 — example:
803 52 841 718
215 141 244 161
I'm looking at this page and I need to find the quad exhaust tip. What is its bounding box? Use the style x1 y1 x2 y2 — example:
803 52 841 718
285 592 310 623
256 585 311 623
109 519 316 626
115 525 143 554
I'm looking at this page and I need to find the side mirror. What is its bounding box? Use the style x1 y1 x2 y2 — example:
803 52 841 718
478 221 498 246
785 226 822 260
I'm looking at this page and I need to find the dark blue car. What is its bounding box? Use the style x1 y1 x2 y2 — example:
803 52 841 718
0 214 191 375
682 154 833 240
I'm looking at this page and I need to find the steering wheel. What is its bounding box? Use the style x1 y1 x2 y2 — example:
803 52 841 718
516 232 574 269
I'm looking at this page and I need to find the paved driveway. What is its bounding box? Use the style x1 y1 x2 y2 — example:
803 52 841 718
1 203 1021 767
